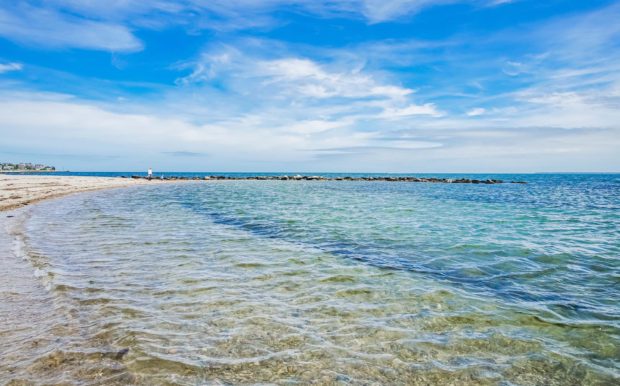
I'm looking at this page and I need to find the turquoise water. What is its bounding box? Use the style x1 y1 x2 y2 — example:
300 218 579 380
7 174 620 384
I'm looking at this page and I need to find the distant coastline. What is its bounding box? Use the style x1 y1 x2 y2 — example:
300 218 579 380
1 162 56 172
0 170 63 173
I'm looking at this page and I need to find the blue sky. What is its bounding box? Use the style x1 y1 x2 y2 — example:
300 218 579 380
1 0 619 172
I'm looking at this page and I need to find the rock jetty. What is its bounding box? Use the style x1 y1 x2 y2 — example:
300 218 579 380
126 175 527 184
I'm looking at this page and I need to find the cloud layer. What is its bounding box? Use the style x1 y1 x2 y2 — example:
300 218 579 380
0 1 619 171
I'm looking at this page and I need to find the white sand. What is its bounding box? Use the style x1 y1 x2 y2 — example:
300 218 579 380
0 175 165 211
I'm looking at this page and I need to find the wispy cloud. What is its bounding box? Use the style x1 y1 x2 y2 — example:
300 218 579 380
172 41 442 133
255 58 413 99
47 0 513 25
163 151 208 157
359 0 452 23
0 1 518 52
178 52 414 100
0 62 22 73
0 3 142 51
0 1 618 171
380 103 443 118
466 107 485 116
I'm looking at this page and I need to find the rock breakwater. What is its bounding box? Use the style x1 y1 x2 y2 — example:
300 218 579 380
127 175 527 184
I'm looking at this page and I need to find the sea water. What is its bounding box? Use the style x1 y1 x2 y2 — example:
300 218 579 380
3 174 619 384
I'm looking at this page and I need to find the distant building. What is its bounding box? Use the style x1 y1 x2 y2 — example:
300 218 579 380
0 162 56 171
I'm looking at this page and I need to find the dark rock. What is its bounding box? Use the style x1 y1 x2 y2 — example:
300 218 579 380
115 348 129 360
143 174 520 185
336 374 351 382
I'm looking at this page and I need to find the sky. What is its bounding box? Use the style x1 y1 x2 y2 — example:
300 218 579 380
1 0 619 172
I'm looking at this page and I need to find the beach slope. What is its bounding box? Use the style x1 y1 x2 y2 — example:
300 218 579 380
0 175 159 211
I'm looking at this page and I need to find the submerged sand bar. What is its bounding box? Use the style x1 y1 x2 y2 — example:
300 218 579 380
0 175 165 212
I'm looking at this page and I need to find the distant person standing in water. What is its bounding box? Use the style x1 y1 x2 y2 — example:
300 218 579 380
147 167 153 180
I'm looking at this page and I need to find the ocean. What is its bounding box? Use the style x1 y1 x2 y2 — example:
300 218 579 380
3 173 619 384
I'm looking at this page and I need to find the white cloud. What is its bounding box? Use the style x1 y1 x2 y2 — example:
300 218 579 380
1 2 618 172
511 89 620 129
502 60 526 76
170 45 450 151
487 0 515 5
256 58 414 99
360 0 450 23
179 50 409 101
0 62 22 73
380 103 443 118
0 4 142 51
0 91 373 169
466 107 485 116
1 87 619 172
0 0 519 54
284 119 352 135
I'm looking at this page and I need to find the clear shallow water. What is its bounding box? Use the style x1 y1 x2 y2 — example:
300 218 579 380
5 174 620 384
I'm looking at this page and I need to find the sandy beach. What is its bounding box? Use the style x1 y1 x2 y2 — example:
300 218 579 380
0 174 166 212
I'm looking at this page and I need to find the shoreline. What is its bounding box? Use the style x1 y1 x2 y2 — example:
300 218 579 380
0 176 179 381
0 175 175 212
0 207 61 381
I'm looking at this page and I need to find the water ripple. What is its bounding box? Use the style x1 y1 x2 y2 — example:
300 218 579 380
2 177 618 384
